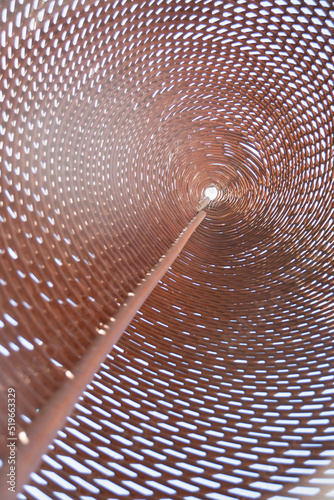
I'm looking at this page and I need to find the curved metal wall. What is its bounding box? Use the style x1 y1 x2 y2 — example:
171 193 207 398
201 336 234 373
0 0 334 498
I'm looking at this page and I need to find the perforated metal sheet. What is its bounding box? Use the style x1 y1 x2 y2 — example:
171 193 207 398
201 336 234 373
0 0 334 499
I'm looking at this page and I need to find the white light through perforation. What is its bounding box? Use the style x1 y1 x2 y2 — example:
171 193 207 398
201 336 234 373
204 185 219 200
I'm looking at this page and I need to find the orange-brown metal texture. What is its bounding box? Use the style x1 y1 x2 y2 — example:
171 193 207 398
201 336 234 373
12 209 207 495
0 0 334 499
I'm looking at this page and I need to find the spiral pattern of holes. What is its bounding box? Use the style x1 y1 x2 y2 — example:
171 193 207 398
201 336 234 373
0 0 334 499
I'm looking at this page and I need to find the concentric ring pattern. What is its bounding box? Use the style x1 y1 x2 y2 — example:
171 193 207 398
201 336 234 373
1 0 334 499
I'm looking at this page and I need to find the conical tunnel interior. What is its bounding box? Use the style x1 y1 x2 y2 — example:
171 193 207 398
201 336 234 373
0 0 334 499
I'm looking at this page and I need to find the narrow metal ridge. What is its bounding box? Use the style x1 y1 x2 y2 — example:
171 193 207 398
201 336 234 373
10 209 207 498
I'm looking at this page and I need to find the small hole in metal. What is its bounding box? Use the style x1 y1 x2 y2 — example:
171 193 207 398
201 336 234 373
204 186 218 200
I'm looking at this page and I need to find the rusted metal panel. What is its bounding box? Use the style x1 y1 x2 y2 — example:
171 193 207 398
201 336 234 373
0 0 333 499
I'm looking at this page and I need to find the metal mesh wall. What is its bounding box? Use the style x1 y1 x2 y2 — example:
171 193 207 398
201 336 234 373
1 0 334 499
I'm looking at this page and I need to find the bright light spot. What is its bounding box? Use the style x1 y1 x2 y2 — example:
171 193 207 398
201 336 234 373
18 431 29 445
204 185 218 200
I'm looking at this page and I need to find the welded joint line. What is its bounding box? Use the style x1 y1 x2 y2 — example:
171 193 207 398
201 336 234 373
9 209 207 499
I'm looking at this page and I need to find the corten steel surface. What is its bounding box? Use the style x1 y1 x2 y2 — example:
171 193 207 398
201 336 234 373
11 208 208 496
0 0 334 499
